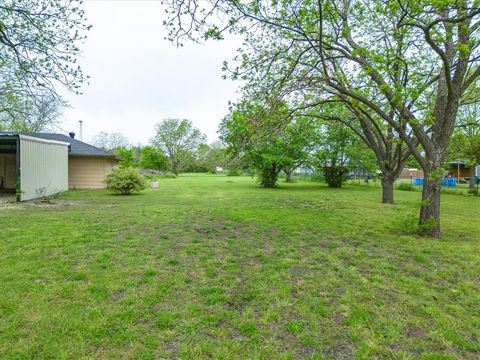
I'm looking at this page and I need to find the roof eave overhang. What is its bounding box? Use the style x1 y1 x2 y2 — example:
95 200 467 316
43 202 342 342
69 154 121 160
19 134 70 147
0 134 20 140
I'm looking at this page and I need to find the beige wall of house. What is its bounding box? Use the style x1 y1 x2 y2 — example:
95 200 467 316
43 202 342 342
0 154 16 189
399 168 424 179
68 156 118 189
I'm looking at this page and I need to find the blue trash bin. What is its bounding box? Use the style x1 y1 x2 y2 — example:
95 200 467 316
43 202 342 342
412 178 424 186
441 178 457 187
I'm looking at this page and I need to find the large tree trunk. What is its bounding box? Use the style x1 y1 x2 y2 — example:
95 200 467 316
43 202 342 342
414 72 454 238
469 165 476 190
381 175 395 204
172 159 179 174
419 169 442 238
284 167 293 182
285 171 292 182
260 163 280 188
380 165 405 204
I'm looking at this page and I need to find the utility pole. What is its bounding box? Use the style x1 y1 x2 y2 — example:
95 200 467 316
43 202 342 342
79 120 83 141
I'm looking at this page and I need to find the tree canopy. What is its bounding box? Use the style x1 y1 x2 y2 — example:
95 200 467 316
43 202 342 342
140 146 169 172
152 118 207 174
220 99 317 187
0 1 90 120
163 0 480 237
91 132 131 152
0 93 64 132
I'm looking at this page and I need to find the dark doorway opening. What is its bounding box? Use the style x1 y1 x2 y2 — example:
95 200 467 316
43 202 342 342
0 139 18 194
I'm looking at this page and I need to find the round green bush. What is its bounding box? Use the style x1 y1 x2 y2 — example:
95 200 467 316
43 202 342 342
397 182 414 191
106 168 147 195
226 168 241 176
323 165 347 188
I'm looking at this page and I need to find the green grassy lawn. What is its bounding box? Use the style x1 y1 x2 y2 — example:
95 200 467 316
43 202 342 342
1 174 479 359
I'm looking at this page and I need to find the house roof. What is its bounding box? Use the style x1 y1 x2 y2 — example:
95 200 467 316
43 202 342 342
446 160 467 166
0 132 120 159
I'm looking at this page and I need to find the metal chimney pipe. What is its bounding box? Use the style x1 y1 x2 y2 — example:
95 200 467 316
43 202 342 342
79 120 83 141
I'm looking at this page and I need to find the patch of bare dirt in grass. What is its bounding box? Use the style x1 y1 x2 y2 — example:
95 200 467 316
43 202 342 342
0 194 17 210
321 314 355 359
29 200 80 208
156 339 179 360
192 219 264 241
134 218 275 253
275 198 336 212
109 290 126 302
323 345 354 360
1 198 84 211
0 203 17 211
405 325 425 339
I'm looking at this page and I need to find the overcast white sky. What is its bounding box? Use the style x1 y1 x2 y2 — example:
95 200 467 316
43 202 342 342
60 0 243 145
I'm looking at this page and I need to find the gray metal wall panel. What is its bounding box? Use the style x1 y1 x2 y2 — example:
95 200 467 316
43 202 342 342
19 136 69 201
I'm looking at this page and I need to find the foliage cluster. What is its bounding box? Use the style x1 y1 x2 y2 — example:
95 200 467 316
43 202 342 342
163 0 480 236
92 122 232 175
397 182 414 192
105 167 147 195
0 1 90 131
219 100 322 187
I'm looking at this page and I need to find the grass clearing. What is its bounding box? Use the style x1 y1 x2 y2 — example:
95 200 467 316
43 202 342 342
0 174 479 359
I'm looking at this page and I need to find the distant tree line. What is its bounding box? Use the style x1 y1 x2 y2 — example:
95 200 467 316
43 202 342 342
219 98 378 188
90 118 235 174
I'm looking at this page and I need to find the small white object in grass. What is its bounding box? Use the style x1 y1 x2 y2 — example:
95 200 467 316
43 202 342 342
151 180 159 188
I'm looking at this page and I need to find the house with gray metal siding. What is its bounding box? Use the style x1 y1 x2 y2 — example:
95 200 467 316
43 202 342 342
0 133 69 201
0 132 120 200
